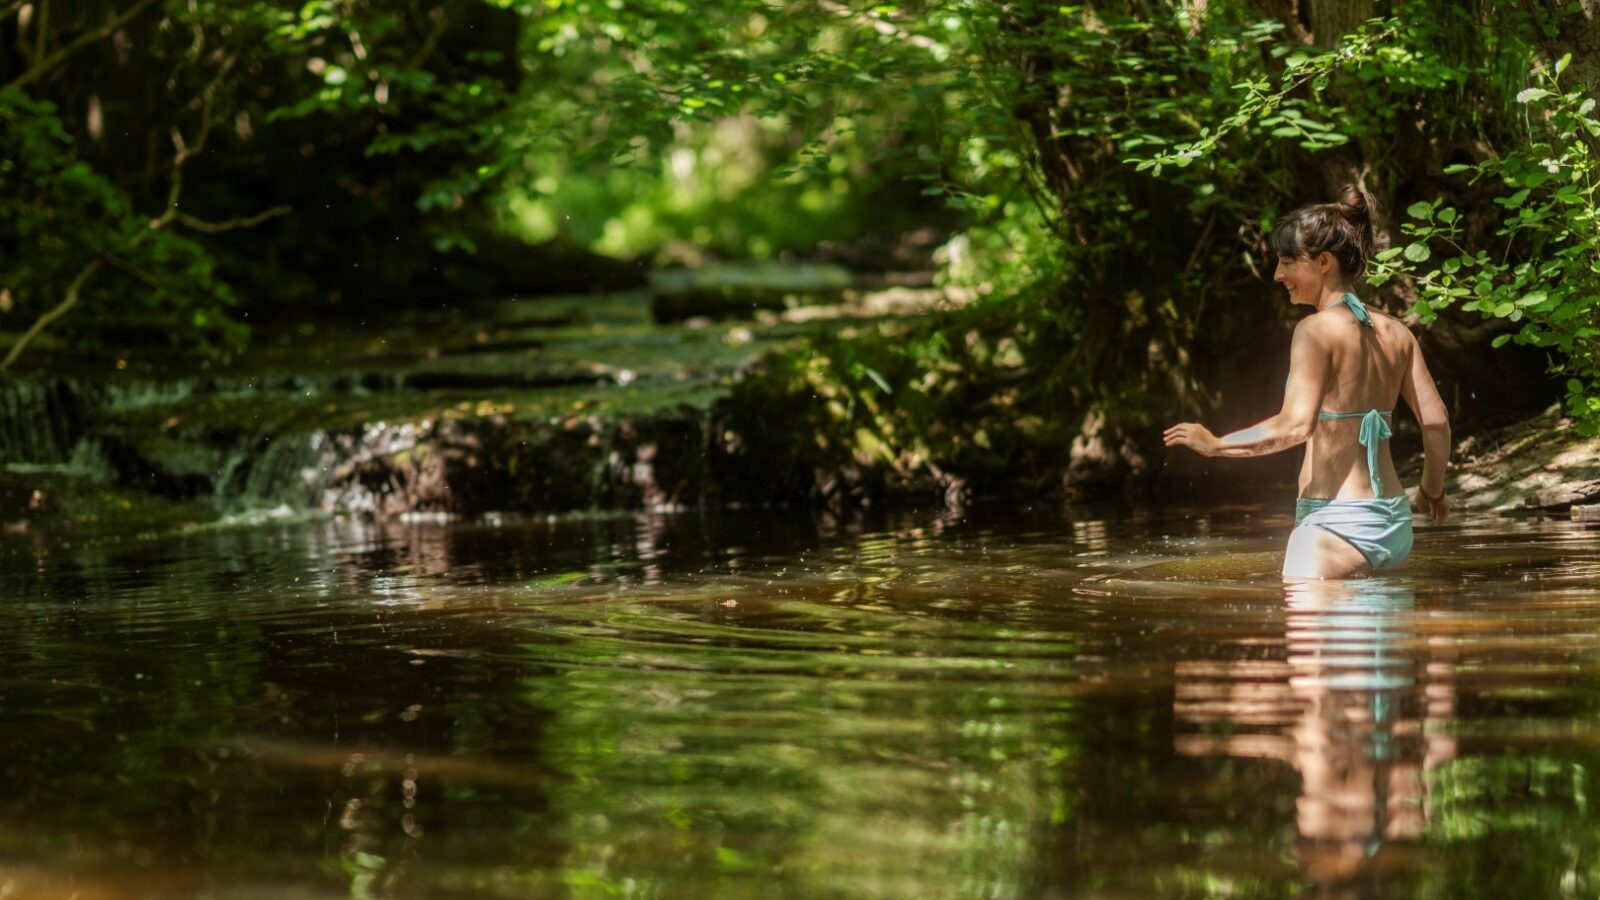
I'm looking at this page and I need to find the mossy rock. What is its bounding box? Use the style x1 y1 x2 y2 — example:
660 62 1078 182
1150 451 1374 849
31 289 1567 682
649 262 855 323
651 286 840 323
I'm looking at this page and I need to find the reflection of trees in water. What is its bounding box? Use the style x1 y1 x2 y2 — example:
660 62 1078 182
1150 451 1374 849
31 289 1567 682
1174 580 1456 894
0 503 1122 895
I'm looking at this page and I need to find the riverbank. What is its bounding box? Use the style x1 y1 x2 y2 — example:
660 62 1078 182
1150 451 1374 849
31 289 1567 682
2 276 1586 538
1436 404 1600 515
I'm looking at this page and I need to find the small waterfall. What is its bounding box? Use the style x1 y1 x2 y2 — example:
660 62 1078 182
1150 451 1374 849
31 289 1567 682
220 430 332 508
0 378 100 464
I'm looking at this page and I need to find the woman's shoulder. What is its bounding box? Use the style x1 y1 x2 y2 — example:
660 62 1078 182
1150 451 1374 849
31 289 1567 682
1366 305 1418 342
1298 302 1416 354
1296 305 1358 337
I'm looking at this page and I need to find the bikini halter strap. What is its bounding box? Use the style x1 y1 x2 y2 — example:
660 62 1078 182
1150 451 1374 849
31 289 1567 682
1340 292 1373 326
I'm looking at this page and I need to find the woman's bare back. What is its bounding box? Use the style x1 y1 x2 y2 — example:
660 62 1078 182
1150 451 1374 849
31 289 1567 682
1297 304 1415 499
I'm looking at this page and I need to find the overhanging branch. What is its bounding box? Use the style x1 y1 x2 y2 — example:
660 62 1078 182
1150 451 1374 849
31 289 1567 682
408 8 449 70
175 205 292 232
0 259 103 371
6 0 160 91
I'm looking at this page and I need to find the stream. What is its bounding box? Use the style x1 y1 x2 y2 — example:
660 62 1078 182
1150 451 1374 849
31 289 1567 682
2 502 1598 897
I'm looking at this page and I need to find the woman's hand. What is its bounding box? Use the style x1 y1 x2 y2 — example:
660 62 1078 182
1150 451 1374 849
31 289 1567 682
1163 423 1220 457
1415 487 1450 525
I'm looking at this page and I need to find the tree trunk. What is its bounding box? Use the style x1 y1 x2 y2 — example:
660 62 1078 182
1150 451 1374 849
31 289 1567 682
1307 0 1373 48
1288 0 1421 311
1542 0 1600 99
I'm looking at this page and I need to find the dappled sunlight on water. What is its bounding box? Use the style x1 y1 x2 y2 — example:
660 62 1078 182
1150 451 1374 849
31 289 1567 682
2 504 1600 897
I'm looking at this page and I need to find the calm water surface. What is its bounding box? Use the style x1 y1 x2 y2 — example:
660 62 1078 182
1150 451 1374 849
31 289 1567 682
2 503 1599 899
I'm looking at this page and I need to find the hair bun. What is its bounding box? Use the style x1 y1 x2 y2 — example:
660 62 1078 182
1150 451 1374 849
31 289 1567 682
1335 184 1369 228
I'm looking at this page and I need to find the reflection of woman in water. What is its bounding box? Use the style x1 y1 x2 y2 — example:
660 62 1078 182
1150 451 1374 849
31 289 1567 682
1164 188 1452 579
1170 579 1456 890
1280 579 1455 888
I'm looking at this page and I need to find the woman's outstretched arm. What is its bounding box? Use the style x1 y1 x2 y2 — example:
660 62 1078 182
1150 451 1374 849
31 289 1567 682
1399 333 1451 523
1165 319 1329 458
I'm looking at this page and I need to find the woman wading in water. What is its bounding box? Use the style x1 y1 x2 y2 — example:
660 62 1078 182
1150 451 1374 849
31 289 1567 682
1164 188 1452 579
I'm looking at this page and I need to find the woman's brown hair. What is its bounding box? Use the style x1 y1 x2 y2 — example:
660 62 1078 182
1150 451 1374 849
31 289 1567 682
1269 185 1371 280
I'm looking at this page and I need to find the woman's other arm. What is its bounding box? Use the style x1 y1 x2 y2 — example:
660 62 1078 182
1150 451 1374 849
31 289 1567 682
1399 333 1451 523
1164 320 1328 458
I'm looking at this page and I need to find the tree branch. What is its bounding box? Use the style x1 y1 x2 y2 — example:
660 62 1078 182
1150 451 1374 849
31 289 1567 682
0 259 103 371
185 56 234 161
2 34 298 369
33 0 47 63
174 205 292 232
102 254 162 288
6 0 161 91
408 7 449 71
3 199 288 370
150 55 236 232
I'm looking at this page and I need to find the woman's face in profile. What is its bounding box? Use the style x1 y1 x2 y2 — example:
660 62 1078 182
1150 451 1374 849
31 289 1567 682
1273 252 1329 305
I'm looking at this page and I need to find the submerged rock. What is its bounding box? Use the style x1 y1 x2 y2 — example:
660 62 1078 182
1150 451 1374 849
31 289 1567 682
312 410 718 517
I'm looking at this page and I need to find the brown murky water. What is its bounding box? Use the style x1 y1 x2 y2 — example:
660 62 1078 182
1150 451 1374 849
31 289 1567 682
1 502 1598 898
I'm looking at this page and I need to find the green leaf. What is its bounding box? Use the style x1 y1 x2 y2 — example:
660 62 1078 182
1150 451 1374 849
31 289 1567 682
1493 301 1516 317
1403 242 1431 263
1516 291 1548 307
1557 53 1572 76
1492 334 1512 348
1498 189 1531 209
1517 87 1552 104
1438 208 1457 224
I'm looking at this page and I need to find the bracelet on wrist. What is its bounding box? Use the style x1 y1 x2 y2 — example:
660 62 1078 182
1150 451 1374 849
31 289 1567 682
1419 485 1446 503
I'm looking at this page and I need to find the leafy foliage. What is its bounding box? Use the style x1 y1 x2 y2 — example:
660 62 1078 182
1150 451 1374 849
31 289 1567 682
1371 56 1600 432
0 88 242 359
6 0 1600 465
483 0 1595 485
0 0 524 366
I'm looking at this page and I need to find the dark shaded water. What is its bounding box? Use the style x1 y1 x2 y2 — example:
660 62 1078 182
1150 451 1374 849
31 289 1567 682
2 504 1600 898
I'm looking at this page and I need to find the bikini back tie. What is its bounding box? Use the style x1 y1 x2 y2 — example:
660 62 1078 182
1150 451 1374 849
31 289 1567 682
1316 409 1393 497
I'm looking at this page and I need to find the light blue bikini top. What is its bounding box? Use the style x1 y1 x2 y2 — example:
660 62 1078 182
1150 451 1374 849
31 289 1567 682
1316 292 1392 498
